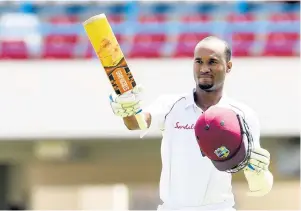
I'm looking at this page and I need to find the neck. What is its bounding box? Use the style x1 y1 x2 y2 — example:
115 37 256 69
194 86 223 111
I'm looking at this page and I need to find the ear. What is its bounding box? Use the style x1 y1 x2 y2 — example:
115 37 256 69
226 61 232 73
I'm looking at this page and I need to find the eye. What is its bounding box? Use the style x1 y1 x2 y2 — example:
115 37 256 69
209 60 218 64
195 60 202 64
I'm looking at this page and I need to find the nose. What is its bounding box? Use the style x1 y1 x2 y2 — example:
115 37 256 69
200 65 211 74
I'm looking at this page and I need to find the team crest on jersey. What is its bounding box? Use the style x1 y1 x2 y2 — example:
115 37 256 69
214 146 230 159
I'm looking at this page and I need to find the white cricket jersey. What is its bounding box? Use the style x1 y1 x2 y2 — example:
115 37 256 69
142 89 261 210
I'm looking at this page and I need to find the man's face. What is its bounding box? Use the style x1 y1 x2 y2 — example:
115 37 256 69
193 41 231 92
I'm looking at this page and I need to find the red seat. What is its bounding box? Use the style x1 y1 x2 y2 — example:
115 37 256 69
269 12 299 22
42 34 79 59
227 13 255 22
180 14 212 23
107 14 125 24
173 33 210 57
45 34 78 44
42 16 79 59
133 33 166 43
262 32 300 56
128 33 167 58
48 15 79 24
232 33 256 56
138 14 167 23
0 40 28 59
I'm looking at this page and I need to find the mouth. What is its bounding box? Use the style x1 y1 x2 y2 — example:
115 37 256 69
199 75 213 79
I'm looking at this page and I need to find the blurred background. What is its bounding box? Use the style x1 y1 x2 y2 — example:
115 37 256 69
0 0 299 210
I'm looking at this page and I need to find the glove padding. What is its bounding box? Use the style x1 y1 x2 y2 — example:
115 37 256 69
110 85 143 118
244 147 273 197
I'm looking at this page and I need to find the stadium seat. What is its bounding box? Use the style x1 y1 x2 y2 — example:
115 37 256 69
0 40 29 59
180 14 212 23
128 33 167 58
41 34 79 59
138 14 167 23
173 32 210 57
40 13 80 59
227 13 255 22
232 33 256 56
269 12 299 22
0 1 299 59
262 32 300 56
133 33 166 43
107 14 125 24
48 15 79 24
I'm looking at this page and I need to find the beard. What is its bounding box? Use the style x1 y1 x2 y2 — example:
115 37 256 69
198 83 214 92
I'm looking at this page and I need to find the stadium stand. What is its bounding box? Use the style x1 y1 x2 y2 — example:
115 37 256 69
0 1 299 59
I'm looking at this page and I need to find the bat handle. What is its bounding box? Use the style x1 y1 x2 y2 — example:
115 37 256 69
135 110 148 130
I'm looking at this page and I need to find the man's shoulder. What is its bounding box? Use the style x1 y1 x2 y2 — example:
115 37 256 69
155 92 191 107
226 98 261 140
227 98 258 118
144 92 191 117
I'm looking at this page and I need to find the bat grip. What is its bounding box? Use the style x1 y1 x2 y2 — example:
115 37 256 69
135 111 148 130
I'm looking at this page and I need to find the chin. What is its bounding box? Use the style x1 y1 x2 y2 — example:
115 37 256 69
198 83 214 91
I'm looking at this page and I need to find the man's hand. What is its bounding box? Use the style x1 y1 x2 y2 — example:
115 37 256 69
110 85 143 118
244 147 273 197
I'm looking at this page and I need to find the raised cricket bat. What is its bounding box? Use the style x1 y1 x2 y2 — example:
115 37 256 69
83 13 148 130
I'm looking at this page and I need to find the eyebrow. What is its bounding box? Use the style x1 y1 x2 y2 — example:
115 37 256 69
195 57 219 61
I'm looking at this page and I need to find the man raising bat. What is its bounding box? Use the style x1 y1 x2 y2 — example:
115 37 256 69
110 36 273 211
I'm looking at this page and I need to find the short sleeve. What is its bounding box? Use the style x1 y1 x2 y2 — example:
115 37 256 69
244 107 261 148
140 94 182 138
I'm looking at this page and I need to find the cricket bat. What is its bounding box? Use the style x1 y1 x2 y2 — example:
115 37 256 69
83 13 148 130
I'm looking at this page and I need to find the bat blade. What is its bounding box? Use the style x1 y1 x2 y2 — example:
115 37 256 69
83 14 147 130
83 14 136 95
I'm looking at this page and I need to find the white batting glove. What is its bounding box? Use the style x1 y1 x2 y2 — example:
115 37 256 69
244 147 273 197
109 85 143 118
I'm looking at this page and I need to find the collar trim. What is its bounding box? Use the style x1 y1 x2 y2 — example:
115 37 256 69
185 88 229 109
